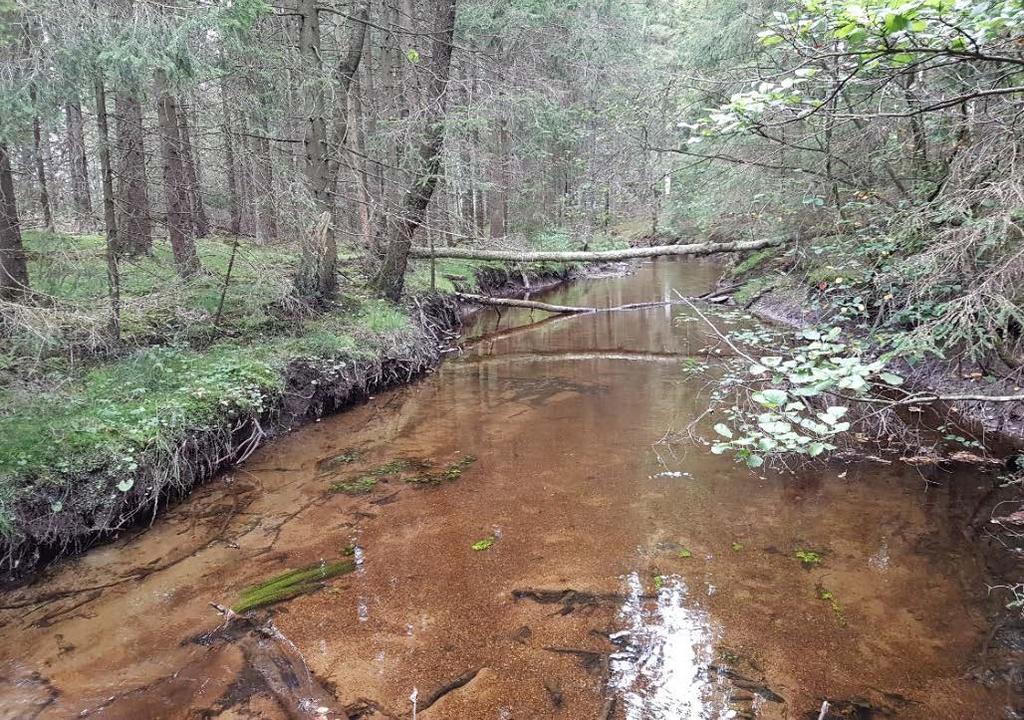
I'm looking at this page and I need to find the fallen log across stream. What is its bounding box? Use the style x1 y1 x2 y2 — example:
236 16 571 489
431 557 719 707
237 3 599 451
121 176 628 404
411 236 786 261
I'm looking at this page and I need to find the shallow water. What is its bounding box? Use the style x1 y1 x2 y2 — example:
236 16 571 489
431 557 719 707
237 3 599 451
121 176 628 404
0 259 1014 719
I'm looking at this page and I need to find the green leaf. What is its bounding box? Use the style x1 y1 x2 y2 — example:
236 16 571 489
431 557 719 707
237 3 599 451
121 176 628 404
745 454 764 468
471 537 495 551
878 371 904 386
752 389 788 407
807 442 826 457
713 423 733 438
117 478 134 492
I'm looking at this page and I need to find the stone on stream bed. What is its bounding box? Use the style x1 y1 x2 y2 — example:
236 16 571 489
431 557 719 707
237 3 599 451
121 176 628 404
231 559 356 613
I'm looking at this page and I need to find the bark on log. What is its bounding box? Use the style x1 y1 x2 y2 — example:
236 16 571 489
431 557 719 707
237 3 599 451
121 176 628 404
410 236 785 262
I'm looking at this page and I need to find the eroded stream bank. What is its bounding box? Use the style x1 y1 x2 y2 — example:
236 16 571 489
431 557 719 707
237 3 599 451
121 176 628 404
1 258 1020 719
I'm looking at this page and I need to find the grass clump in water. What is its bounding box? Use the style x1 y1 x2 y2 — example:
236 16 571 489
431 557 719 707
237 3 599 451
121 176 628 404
371 458 422 476
795 549 822 568
406 454 477 486
232 559 356 613
317 448 363 475
328 475 378 495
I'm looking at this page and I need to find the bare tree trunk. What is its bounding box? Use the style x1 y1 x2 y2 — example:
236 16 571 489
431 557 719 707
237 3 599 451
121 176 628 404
221 79 242 236
30 93 53 231
93 78 121 338
0 143 30 300
295 0 368 299
114 92 151 254
156 74 200 277
178 97 210 238
252 122 277 242
372 0 457 301
487 117 509 240
65 96 93 229
349 74 373 249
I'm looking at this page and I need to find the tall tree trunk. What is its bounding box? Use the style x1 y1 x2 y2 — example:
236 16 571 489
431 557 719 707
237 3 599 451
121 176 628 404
93 78 121 338
114 92 152 254
295 0 368 299
221 79 242 236
0 143 30 300
487 117 509 240
177 97 210 238
30 93 53 231
349 74 373 249
65 96 93 230
372 0 457 301
156 74 200 277
252 122 277 242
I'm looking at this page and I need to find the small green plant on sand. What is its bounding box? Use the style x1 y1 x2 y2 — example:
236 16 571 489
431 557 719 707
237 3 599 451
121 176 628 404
678 548 693 558
232 559 356 613
731 542 744 552
795 549 822 568
653 574 666 590
471 536 496 551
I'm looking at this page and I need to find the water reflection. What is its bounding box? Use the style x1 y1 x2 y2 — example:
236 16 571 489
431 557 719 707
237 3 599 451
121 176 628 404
611 572 727 719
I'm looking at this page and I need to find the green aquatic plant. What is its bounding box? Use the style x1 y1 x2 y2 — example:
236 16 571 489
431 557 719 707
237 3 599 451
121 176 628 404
232 559 356 613
471 536 496 551
328 475 378 494
795 549 822 568
815 583 846 626
371 458 419 476
405 454 477 486
317 448 362 475
443 454 477 481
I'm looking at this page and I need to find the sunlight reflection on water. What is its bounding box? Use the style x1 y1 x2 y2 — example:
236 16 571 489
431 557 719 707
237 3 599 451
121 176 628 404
610 572 728 719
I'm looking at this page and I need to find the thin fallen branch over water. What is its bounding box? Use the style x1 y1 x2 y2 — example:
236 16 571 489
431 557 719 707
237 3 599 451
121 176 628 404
455 292 697 315
455 293 595 313
411 236 787 262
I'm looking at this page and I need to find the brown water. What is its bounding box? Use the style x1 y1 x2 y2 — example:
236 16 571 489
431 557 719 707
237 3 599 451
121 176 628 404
0 259 1014 719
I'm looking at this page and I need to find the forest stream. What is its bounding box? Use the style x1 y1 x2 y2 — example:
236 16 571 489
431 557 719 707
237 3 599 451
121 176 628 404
0 258 1014 719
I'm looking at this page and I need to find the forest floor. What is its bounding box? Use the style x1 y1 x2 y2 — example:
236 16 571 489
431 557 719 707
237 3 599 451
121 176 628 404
0 229 622 580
